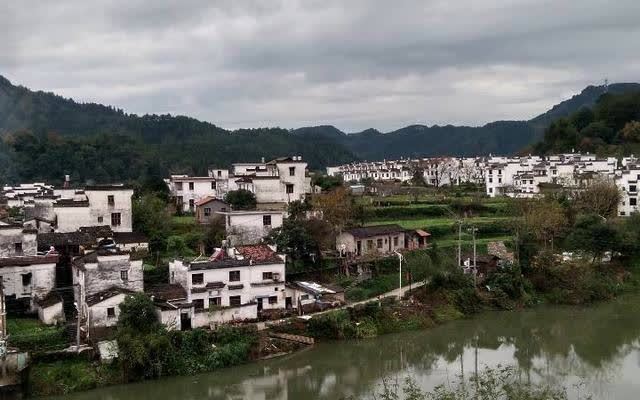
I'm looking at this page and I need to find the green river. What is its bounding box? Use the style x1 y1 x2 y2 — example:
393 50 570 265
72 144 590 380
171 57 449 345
51 294 640 399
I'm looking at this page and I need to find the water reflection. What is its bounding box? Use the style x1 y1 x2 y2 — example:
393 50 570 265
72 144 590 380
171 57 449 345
53 295 640 400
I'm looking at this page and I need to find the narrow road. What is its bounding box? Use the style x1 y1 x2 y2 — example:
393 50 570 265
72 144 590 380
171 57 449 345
260 279 429 329
348 279 428 308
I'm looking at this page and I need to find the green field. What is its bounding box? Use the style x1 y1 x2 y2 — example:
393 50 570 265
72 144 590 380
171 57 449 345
365 216 513 230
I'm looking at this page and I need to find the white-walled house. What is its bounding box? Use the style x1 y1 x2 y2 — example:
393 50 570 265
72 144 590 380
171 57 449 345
218 209 285 246
167 156 313 212
617 165 640 216
168 175 220 213
53 185 134 233
0 224 58 315
336 224 406 257
169 244 286 327
72 249 144 336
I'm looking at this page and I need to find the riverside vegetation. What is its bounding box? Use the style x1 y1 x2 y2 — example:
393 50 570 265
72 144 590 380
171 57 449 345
28 294 259 397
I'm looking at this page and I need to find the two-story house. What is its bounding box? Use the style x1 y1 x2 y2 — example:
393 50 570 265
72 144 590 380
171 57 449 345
53 185 134 233
0 223 59 317
169 244 286 328
72 249 144 337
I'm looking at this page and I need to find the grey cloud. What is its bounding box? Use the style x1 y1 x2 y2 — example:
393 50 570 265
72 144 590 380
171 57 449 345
1 0 639 132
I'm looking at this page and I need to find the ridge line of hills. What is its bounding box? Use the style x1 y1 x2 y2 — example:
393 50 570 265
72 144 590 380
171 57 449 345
1 75 639 183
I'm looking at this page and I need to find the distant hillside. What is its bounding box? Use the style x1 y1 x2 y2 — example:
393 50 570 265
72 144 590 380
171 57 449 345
1 74 639 184
529 83 640 133
533 90 640 155
292 83 640 160
0 76 358 183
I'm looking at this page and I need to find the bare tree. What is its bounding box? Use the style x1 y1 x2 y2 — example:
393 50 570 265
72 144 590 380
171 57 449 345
572 178 621 219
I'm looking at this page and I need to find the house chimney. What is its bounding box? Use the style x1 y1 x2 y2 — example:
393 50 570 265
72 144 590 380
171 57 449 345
63 175 70 188
261 157 265 163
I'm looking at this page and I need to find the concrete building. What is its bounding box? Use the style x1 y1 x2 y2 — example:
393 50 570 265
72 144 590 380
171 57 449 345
169 244 286 327
72 249 144 336
336 224 406 257
167 156 313 213
218 209 285 246
53 185 134 233
195 197 229 224
327 157 485 186
0 224 58 314
168 175 220 213
616 164 640 216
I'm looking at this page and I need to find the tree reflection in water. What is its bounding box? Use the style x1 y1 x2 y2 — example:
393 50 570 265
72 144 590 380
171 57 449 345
52 295 640 400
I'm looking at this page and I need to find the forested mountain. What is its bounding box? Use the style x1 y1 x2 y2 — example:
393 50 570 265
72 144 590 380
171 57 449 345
1 74 638 184
292 83 640 160
533 90 640 155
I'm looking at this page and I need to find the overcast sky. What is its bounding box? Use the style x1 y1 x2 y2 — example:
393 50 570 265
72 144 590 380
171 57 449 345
2 0 639 132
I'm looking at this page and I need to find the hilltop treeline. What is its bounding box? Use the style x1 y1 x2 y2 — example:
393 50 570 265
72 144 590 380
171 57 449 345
534 90 640 155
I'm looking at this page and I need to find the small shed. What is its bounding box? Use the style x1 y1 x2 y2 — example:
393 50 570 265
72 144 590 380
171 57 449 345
406 229 431 250
195 197 229 224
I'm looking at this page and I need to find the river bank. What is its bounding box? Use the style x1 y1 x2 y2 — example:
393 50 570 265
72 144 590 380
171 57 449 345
27 260 640 398
43 291 640 400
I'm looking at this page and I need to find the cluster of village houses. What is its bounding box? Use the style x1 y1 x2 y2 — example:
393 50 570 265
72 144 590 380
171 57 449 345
7 151 638 342
328 152 640 217
0 157 347 343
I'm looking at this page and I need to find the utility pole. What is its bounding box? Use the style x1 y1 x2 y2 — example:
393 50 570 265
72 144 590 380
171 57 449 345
457 221 462 267
471 226 478 285
394 251 403 300
75 284 81 352
0 277 7 379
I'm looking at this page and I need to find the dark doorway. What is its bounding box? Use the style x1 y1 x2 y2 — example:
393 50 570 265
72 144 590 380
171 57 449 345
180 312 192 330
257 298 263 312
356 241 362 256
285 296 292 309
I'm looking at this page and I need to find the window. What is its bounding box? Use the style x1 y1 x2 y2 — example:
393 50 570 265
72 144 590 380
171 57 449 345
631 198 637 206
193 299 205 310
177 196 183 206
209 297 221 307
229 296 241 307
192 273 204 285
263 272 273 280
217 171 222 177
107 195 114 206
489 188 493 193
529 180 533 184
111 213 121 226
229 270 240 282
14 242 22 255
221 207 227 212
97 216 103 223
393 236 399 247
621 211 626 216
286 184 294 194
189 199 195 210
367 239 374 249
263 215 272 226
211 181 216 190
189 182 194 190
489 178 493 183
175 182 183 190
498 178 502 183
204 207 211 216
300 294 309 300
21 273 31 286
377 239 383 249
631 185 637 193
107 307 116 318
268 296 278 305
289 166 296 176
120 270 128 281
